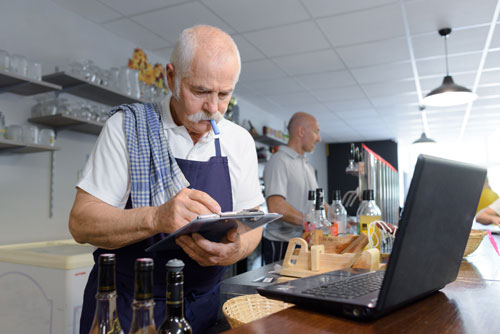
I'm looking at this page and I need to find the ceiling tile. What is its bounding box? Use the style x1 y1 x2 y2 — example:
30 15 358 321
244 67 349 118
317 3 405 47
243 77 304 96
335 108 380 119
267 92 319 108
132 2 234 44
296 70 356 90
243 22 330 57
337 37 410 68
325 98 374 111
484 50 500 69
302 0 397 18
52 0 121 23
416 52 482 77
239 59 287 82
362 80 417 97
98 0 188 16
351 62 414 84
273 50 345 76
371 93 419 107
201 0 309 32
412 26 489 59
479 69 500 85
475 85 500 97
312 85 366 102
404 0 498 35
102 18 170 50
231 35 266 62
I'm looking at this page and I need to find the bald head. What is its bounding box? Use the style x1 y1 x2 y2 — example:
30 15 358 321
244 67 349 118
170 25 241 97
288 112 317 136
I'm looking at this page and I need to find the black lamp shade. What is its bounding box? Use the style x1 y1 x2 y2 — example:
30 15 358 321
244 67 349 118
423 75 478 107
412 132 436 144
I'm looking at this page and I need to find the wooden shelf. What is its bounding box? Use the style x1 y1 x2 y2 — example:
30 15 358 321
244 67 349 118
254 134 287 146
0 69 61 96
43 71 145 106
0 138 60 153
29 114 103 135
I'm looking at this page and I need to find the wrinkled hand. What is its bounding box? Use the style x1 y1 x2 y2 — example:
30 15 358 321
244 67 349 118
153 188 221 234
175 229 244 267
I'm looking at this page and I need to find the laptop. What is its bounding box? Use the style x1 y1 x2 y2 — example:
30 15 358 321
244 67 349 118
258 154 486 320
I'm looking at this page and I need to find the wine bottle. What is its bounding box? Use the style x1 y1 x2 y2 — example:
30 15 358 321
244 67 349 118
128 258 156 334
89 253 124 334
157 259 192 334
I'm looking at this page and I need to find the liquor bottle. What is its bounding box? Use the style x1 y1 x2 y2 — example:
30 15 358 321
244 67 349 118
89 253 124 334
329 190 347 235
303 190 316 233
357 189 382 248
128 258 156 334
157 259 192 334
355 190 369 235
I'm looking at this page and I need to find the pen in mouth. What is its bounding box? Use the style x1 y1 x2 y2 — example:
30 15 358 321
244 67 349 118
210 119 220 135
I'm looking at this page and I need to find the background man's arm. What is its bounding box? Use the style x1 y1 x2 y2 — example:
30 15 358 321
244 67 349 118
266 195 303 226
476 207 500 225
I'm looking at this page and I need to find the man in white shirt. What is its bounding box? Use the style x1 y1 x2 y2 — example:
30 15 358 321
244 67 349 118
69 25 263 334
262 112 321 264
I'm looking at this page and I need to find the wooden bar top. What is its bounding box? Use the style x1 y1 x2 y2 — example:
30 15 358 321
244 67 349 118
223 233 500 333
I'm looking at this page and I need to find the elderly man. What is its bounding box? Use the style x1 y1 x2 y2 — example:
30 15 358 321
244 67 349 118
69 25 263 334
262 112 321 264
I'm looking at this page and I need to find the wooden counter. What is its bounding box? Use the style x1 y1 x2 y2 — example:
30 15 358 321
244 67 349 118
222 234 500 333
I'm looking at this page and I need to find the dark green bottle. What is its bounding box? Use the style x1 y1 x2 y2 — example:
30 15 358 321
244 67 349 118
157 259 192 334
128 258 156 334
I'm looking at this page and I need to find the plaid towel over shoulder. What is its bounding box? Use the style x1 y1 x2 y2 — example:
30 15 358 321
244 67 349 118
109 103 189 208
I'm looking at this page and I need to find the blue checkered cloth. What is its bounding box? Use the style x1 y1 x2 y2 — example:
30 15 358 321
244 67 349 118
109 103 189 208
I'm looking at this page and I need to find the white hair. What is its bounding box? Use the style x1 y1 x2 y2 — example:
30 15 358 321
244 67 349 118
170 25 241 98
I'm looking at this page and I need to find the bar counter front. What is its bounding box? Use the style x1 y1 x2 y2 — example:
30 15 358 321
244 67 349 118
222 233 500 333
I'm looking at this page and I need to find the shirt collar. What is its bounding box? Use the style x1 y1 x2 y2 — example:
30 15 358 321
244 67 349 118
279 145 303 159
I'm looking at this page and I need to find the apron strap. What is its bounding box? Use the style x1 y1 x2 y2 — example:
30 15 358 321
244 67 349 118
215 138 221 157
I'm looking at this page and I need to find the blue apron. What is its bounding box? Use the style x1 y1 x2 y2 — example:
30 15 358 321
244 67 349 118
80 137 233 334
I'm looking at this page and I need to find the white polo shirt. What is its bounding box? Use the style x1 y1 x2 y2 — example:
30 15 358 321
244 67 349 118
77 98 264 211
263 145 318 241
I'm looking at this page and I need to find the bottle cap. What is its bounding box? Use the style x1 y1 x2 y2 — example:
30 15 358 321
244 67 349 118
367 189 374 200
308 190 315 201
99 253 116 265
333 190 342 201
166 259 185 272
135 258 154 271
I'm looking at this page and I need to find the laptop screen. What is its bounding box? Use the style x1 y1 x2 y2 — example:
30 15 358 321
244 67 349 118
376 154 486 311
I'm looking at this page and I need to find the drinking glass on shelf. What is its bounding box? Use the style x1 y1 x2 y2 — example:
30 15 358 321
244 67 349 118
0 50 9 71
10 54 28 77
119 66 132 96
22 125 39 144
27 61 42 81
129 69 141 99
5 125 23 142
39 128 56 146
109 67 120 91
69 61 83 78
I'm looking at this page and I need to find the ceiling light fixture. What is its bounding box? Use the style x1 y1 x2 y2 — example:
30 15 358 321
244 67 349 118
412 132 436 144
422 28 478 107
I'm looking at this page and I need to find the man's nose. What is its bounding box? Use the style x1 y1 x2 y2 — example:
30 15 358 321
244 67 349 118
203 93 218 114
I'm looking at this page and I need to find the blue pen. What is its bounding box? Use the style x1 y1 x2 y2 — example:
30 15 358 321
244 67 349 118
210 119 220 135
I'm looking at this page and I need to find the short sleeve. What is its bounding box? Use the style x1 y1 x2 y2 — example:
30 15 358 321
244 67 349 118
263 153 289 200
77 112 130 208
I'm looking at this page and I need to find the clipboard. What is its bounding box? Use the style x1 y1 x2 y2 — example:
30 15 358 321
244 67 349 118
145 211 282 252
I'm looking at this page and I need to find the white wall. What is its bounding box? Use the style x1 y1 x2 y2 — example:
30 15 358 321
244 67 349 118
0 0 328 245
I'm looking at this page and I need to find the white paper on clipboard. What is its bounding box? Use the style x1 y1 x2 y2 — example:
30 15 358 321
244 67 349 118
146 211 282 252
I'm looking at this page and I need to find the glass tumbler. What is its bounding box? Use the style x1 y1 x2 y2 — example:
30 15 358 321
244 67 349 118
10 54 28 77
0 50 9 71
39 128 56 146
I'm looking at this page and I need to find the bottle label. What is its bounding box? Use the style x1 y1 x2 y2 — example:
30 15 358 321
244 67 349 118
166 287 183 305
330 223 339 236
360 215 382 249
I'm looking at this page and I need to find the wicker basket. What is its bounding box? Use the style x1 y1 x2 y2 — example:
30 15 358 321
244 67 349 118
464 230 487 257
222 294 294 328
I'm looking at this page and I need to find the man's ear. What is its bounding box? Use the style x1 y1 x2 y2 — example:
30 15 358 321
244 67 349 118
166 64 175 92
297 125 305 137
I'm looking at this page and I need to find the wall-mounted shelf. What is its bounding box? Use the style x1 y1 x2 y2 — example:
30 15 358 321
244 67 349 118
254 134 287 146
43 71 144 106
29 114 103 135
0 69 61 96
0 138 60 153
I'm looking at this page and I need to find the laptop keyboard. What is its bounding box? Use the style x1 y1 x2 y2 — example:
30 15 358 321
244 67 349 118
303 271 385 299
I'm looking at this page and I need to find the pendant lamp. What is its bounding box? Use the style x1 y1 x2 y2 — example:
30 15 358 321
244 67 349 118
412 132 436 144
422 28 477 107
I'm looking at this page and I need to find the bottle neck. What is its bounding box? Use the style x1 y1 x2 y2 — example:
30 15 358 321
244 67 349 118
92 292 122 333
129 299 155 333
166 272 185 319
